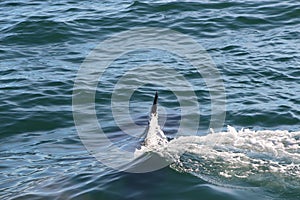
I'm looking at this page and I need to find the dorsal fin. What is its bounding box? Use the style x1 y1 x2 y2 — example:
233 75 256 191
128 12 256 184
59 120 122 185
151 91 158 115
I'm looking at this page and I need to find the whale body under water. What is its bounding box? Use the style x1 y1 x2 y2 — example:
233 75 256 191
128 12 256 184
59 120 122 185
134 92 300 195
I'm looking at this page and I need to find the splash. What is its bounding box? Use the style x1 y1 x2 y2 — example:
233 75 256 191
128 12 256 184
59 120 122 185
135 124 300 193
134 112 168 158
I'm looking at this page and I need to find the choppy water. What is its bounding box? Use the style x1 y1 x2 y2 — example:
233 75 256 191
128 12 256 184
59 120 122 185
1 0 300 200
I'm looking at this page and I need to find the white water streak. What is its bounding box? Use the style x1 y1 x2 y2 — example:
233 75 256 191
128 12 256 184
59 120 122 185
135 120 300 192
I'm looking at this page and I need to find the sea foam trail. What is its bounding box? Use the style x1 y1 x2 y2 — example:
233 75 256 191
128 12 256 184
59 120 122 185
135 118 300 193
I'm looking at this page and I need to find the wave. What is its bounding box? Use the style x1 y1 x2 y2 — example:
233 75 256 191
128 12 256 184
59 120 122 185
135 123 300 194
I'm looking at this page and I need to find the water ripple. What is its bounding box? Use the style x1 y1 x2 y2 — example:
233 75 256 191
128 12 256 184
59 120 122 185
1 0 300 199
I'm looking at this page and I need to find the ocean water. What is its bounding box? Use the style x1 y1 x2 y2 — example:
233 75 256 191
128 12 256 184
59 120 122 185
1 0 300 200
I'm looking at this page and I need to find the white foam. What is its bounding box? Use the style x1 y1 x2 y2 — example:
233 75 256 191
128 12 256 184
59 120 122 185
135 124 300 191
134 113 168 158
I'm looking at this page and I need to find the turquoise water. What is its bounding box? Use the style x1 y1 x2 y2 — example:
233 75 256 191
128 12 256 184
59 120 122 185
1 0 300 199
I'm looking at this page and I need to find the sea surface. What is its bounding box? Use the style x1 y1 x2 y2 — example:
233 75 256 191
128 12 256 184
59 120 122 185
1 0 300 200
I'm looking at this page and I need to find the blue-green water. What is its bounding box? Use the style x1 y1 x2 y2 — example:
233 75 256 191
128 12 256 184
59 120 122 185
1 0 300 199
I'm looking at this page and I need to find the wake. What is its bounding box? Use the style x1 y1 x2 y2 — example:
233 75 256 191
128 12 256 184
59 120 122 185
134 93 300 193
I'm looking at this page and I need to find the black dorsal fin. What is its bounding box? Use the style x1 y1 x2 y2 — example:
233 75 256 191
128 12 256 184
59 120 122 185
151 91 158 115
